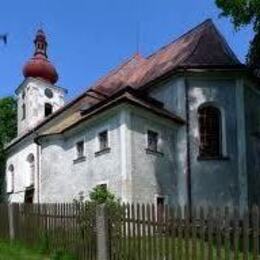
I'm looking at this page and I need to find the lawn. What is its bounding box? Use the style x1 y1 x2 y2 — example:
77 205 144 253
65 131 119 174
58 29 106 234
0 241 75 260
0 241 49 260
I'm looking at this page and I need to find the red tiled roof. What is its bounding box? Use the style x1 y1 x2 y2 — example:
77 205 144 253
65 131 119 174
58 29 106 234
90 19 242 96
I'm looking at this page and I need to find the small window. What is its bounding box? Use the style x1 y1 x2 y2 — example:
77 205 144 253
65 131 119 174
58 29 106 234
22 90 26 99
156 196 165 222
22 104 26 120
76 141 84 159
24 187 34 204
147 130 159 152
45 103 53 117
98 130 108 151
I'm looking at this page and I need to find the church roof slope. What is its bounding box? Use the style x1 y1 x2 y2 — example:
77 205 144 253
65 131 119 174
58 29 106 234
6 19 247 150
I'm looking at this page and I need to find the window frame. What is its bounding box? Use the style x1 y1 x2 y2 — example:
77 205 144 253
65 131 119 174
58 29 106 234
73 139 86 164
44 103 53 117
197 104 228 160
154 194 168 221
95 127 111 157
145 127 164 156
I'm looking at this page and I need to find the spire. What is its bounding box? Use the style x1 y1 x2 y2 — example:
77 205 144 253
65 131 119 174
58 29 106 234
34 29 48 57
23 29 58 84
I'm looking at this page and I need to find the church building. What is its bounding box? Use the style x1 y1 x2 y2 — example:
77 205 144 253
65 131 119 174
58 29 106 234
5 19 260 211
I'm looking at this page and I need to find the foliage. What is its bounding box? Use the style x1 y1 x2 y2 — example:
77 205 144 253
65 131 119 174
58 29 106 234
73 186 122 243
215 0 260 66
0 96 17 202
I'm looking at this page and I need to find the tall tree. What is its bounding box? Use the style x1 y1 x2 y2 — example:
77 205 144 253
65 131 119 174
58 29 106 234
0 97 17 202
215 0 260 67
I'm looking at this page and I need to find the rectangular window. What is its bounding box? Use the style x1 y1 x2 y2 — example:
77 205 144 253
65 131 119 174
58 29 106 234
76 141 84 158
156 196 165 222
98 130 108 151
45 103 53 117
147 130 159 152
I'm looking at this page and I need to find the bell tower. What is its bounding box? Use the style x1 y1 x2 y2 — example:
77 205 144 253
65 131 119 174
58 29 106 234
16 29 67 136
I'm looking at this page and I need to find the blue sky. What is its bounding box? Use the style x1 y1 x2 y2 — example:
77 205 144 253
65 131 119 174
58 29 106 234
0 0 253 100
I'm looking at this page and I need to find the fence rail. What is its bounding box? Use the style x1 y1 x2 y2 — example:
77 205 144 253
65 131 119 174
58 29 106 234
0 203 260 259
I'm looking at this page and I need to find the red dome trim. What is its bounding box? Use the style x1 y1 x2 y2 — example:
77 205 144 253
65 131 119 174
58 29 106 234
23 29 58 84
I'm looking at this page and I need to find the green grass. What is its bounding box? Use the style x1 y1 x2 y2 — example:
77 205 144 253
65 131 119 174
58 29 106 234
0 241 76 260
0 241 49 260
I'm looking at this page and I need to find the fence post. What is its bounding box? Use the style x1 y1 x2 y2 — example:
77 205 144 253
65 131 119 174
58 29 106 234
8 203 15 241
96 204 110 260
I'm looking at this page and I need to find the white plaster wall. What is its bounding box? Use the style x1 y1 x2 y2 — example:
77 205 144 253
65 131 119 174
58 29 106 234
6 138 39 203
129 107 185 207
17 78 66 136
40 109 122 203
149 77 186 117
188 78 241 209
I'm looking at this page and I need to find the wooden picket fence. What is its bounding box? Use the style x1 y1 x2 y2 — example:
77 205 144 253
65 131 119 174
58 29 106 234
0 203 260 259
109 204 260 260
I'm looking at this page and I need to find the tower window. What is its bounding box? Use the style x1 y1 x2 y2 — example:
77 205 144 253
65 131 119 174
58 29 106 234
98 130 109 151
22 104 26 120
147 130 159 152
45 103 53 117
198 105 222 158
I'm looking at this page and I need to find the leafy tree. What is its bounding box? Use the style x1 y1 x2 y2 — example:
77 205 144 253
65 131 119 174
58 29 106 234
0 97 17 202
215 0 260 66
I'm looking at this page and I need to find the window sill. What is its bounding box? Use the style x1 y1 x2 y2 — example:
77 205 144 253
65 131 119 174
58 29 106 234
6 191 14 195
197 155 230 161
146 148 164 157
95 147 111 157
73 156 86 164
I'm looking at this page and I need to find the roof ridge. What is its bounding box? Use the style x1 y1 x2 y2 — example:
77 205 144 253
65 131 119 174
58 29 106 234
210 21 241 64
146 18 213 59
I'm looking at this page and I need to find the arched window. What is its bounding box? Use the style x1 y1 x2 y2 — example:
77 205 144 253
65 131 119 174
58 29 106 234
198 105 222 158
7 164 14 193
22 103 26 120
44 103 53 117
27 154 35 186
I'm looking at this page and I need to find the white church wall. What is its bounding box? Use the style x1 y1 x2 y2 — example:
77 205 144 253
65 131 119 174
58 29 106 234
17 78 66 136
6 137 39 203
149 77 186 117
129 106 186 207
40 107 123 203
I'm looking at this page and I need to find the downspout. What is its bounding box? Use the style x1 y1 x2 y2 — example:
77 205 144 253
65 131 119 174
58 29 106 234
184 76 192 213
36 142 40 203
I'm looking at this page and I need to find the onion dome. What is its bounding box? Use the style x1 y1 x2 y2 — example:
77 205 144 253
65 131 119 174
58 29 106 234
23 29 58 84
